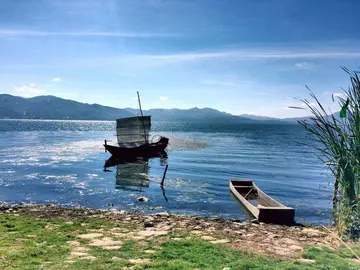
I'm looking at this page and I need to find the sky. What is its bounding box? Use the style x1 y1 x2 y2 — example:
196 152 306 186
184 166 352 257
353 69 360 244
1 0 360 118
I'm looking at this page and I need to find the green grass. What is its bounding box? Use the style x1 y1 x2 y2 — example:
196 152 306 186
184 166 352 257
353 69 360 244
0 213 359 269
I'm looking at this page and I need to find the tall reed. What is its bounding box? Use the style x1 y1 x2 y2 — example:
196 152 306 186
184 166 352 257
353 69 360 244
299 68 360 239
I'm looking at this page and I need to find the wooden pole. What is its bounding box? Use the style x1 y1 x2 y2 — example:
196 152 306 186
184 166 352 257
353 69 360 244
160 165 169 186
137 91 144 117
160 185 168 202
137 91 148 143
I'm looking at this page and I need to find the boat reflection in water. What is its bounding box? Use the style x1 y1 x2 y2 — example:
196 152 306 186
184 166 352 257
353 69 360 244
103 152 168 192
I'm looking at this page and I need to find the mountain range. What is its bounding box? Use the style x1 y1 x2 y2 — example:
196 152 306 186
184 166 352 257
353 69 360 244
0 94 306 123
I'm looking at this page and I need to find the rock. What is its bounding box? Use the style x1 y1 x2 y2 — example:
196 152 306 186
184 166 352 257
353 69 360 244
301 228 326 237
137 196 149 202
81 256 97 261
211 239 230 244
111 232 129 238
288 245 303 252
272 247 291 256
71 252 88 257
77 233 103 239
137 230 168 237
102 246 121 250
136 241 148 247
73 246 89 253
89 237 122 248
279 238 298 245
144 221 155 228
250 219 259 224
144 250 157 254
145 216 154 222
201 235 216 241
67 241 80 246
156 212 169 217
298 259 316 264
129 259 152 264
157 225 172 231
267 233 280 239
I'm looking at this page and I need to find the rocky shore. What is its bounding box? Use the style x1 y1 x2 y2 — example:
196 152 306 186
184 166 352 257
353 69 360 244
0 203 342 259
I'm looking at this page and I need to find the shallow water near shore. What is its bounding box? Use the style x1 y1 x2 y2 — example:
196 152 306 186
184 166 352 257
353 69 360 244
0 119 333 224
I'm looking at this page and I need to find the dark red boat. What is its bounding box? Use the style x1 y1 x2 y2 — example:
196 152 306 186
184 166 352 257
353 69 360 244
104 136 169 158
103 92 169 158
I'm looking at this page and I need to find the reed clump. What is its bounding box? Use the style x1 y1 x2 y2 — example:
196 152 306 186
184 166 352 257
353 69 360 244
299 68 360 240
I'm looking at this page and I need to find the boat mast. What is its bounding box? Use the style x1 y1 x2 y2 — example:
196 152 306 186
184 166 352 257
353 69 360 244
137 91 144 117
137 91 148 143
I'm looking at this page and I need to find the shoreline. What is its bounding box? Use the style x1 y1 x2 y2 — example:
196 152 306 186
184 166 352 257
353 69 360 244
0 203 342 259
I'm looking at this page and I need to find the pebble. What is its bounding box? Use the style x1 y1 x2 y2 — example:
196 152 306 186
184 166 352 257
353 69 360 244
144 221 155 228
250 220 260 225
156 212 170 217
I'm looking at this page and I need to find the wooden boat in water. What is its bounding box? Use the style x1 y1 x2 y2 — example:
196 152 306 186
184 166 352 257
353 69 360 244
229 179 295 225
104 92 169 158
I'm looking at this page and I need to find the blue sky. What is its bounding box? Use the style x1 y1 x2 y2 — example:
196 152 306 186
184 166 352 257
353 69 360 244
1 0 360 118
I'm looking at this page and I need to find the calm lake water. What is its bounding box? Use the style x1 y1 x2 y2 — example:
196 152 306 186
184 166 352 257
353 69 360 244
0 120 333 224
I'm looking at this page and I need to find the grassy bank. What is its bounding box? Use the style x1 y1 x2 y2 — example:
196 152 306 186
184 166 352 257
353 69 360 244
0 207 360 269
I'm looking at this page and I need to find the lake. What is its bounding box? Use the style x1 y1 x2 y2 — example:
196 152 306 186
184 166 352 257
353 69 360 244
0 119 333 224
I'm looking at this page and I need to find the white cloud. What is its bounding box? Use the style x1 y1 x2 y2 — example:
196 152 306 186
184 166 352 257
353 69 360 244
13 85 47 97
333 93 344 97
96 48 360 70
294 62 314 69
201 79 253 88
198 89 217 94
0 29 179 38
160 96 168 101
134 49 360 65
52 78 61 82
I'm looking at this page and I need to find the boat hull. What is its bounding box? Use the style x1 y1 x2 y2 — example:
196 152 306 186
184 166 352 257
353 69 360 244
230 179 295 225
104 137 169 158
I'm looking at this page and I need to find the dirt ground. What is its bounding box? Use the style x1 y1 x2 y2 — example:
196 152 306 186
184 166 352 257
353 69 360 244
0 203 344 259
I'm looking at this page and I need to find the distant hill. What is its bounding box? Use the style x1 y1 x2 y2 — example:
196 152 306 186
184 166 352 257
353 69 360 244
0 94 254 122
239 114 277 121
279 112 341 123
1 94 337 123
0 94 133 120
146 107 254 123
